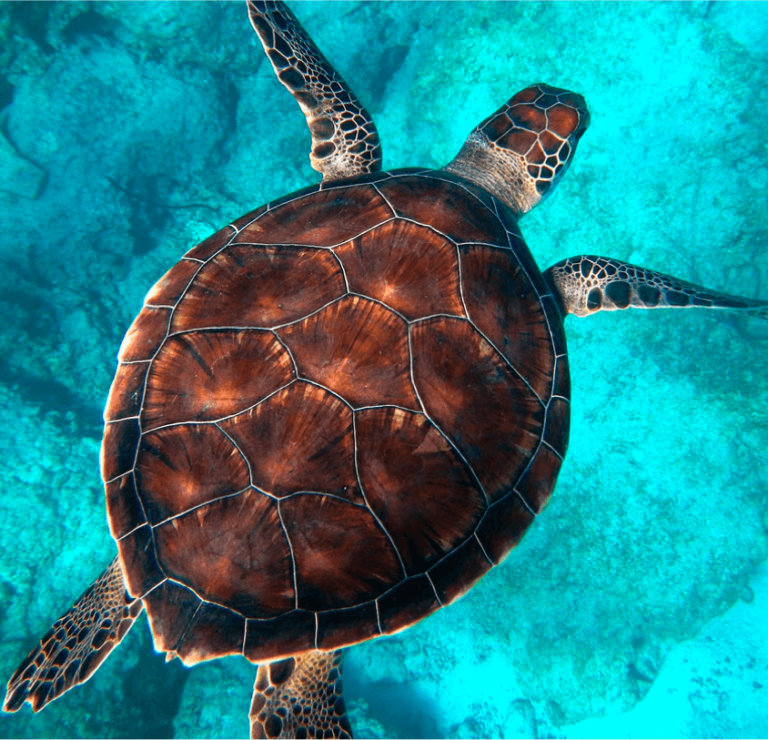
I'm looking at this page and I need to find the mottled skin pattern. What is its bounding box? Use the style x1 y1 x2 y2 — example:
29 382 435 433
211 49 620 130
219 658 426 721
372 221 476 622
3 557 140 713
546 255 768 318
248 1 382 182
446 83 590 214
4 0 768 738
250 653 351 739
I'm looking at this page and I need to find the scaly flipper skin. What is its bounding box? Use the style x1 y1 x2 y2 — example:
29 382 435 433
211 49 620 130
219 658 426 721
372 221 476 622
247 0 382 183
249 650 352 739
3 557 142 713
544 255 768 319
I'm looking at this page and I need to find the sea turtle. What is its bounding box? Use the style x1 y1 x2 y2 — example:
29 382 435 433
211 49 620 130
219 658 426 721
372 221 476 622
4 1 767 738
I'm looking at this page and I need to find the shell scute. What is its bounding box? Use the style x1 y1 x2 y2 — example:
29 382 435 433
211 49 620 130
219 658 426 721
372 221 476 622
141 330 294 429
460 244 555 400
315 602 379 651
184 224 237 262
280 494 403 612
376 176 509 246
220 382 359 501
356 407 486 576
172 245 345 332
104 361 149 422
105 473 145 540
244 611 316 663
332 219 464 320
277 296 417 409
144 259 201 307
475 492 535 566
515 444 563 515
115 524 164 598
174 602 245 665
376 575 440 636
118 307 170 362
237 185 392 247
135 424 249 524
101 418 140 482
104 172 567 662
428 535 493 607
142 580 200 655
410 316 545 501
153 490 295 618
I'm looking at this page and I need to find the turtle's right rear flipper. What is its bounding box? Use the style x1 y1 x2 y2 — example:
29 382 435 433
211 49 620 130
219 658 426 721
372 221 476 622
3 556 142 713
250 650 352 739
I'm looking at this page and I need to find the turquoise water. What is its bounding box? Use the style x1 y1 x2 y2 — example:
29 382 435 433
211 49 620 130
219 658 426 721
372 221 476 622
1 1 767 737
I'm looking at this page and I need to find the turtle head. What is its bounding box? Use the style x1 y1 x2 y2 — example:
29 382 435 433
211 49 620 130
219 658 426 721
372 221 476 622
444 84 590 216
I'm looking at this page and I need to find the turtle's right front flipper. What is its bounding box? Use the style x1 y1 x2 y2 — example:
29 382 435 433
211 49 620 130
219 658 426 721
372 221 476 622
544 255 768 319
3 556 142 713
247 0 382 183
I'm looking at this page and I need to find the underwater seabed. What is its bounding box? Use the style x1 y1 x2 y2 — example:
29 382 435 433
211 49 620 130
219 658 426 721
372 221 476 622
0 1 766 738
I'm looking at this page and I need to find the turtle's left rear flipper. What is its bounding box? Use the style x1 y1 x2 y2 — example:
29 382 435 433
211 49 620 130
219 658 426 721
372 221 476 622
544 255 768 319
3 556 142 713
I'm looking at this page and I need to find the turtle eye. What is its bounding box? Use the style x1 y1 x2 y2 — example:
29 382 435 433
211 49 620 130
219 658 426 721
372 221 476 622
479 83 590 199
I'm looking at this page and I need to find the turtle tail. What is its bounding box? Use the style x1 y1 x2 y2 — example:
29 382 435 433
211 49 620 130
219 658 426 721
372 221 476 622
543 255 768 319
3 556 142 713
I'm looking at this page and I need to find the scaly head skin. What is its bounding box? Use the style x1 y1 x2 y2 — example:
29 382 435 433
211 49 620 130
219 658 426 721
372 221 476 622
445 83 590 215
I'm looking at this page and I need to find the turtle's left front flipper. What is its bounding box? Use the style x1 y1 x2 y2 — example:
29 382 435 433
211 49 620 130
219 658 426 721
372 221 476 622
3 556 142 713
544 255 768 319
247 0 382 183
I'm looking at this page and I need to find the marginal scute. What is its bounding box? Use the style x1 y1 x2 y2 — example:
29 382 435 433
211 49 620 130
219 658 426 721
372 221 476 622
142 330 294 429
544 397 569 458
184 224 237 262
118 307 171 362
221 382 360 501
105 473 146 540
244 611 316 663
174 601 246 666
315 601 379 650
553 354 571 400
104 361 149 422
115 524 165 598
280 494 403 612
332 219 465 320
143 580 202 655
172 245 345 332
278 295 417 409
100 418 140 482
377 575 440 635
144 259 201 307
475 492 535 565
428 535 493 606
153 490 295 618
515 444 563 514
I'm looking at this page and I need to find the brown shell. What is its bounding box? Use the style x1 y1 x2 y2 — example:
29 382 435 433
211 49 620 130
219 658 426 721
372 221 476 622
102 170 570 666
